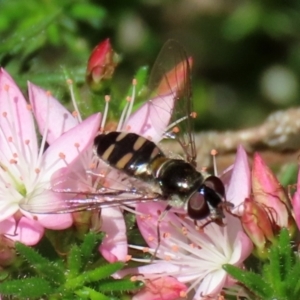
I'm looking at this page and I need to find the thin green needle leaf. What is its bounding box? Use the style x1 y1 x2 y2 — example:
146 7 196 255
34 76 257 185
0 277 52 298
223 264 273 298
16 242 65 284
98 278 144 292
75 287 111 300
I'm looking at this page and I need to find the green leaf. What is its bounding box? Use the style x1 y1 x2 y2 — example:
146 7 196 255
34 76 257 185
66 262 125 289
68 245 82 277
0 277 52 298
83 262 125 283
75 287 111 300
98 278 144 292
266 229 292 296
223 264 273 298
16 242 65 284
80 232 104 267
0 9 61 60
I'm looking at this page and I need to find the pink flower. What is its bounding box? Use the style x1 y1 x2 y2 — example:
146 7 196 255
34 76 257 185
130 203 252 299
132 276 187 300
0 68 100 245
116 146 253 299
27 81 129 262
292 168 300 231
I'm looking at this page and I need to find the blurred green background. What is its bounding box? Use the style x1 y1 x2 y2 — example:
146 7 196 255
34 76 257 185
1 0 300 132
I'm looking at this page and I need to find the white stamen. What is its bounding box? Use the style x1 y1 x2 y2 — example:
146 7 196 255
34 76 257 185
67 79 82 123
100 95 110 131
165 116 188 133
124 79 137 126
117 98 130 131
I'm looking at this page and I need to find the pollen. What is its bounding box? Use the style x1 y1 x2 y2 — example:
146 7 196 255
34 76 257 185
125 125 131 131
59 152 66 159
72 111 78 117
190 111 197 118
7 136 13 142
172 126 180 133
104 95 111 102
26 104 32 111
131 276 138 282
180 291 187 298
126 96 132 102
132 78 137 85
66 79 73 85
171 245 179 252
33 215 38 221
211 149 218 156
74 142 80 148
125 255 132 262
181 227 188 235
35 168 41 174
147 236 155 242
12 153 18 158
89 163 96 169
46 90 52 96
164 255 172 261
143 247 150 253
9 159 17 164
163 232 170 238
2 112 7 117
4 84 9 91
24 139 30 145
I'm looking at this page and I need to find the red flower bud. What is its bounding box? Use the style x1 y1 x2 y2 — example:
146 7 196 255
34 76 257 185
86 39 119 91
241 197 276 259
252 153 294 232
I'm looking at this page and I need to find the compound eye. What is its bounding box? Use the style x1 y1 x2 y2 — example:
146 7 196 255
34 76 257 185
204 176 225 198
187 189 210 220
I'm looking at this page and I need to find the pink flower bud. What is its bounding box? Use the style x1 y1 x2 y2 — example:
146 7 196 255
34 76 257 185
252 153 294 230
86 39 118 91
241 198 275 258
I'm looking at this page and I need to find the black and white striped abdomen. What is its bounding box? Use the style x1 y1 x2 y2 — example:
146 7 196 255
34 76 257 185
94 132 164 181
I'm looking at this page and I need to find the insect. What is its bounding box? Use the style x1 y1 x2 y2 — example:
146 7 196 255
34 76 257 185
20 40 230 226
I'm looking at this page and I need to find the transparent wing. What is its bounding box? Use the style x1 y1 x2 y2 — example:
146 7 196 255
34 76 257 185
148 39 196 165
20 168 162 214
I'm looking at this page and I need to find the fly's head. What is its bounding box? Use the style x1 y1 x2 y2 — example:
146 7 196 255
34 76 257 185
187 175 232 225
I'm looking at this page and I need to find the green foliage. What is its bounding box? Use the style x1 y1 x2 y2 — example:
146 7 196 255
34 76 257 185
223 228 300 300
0 232 142 300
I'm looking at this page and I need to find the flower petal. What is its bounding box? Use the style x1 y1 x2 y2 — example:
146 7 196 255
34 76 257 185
133 276 187 300
123 93 175 143
41 113 101 173
226 145 251 210
99 207 128 262
194 269 226 299
0 69 38 163
28 82 78 143
229 231 253 265
1 216 44 246
136 202 186 251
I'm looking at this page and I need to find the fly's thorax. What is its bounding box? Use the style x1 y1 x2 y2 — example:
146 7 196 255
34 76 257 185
155 159 203 200
94 131 164 181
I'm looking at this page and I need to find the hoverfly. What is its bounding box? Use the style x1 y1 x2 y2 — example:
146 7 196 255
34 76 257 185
20 40 230 227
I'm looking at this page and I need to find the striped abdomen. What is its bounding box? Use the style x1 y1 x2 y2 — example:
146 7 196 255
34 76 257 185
94 132 165 181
